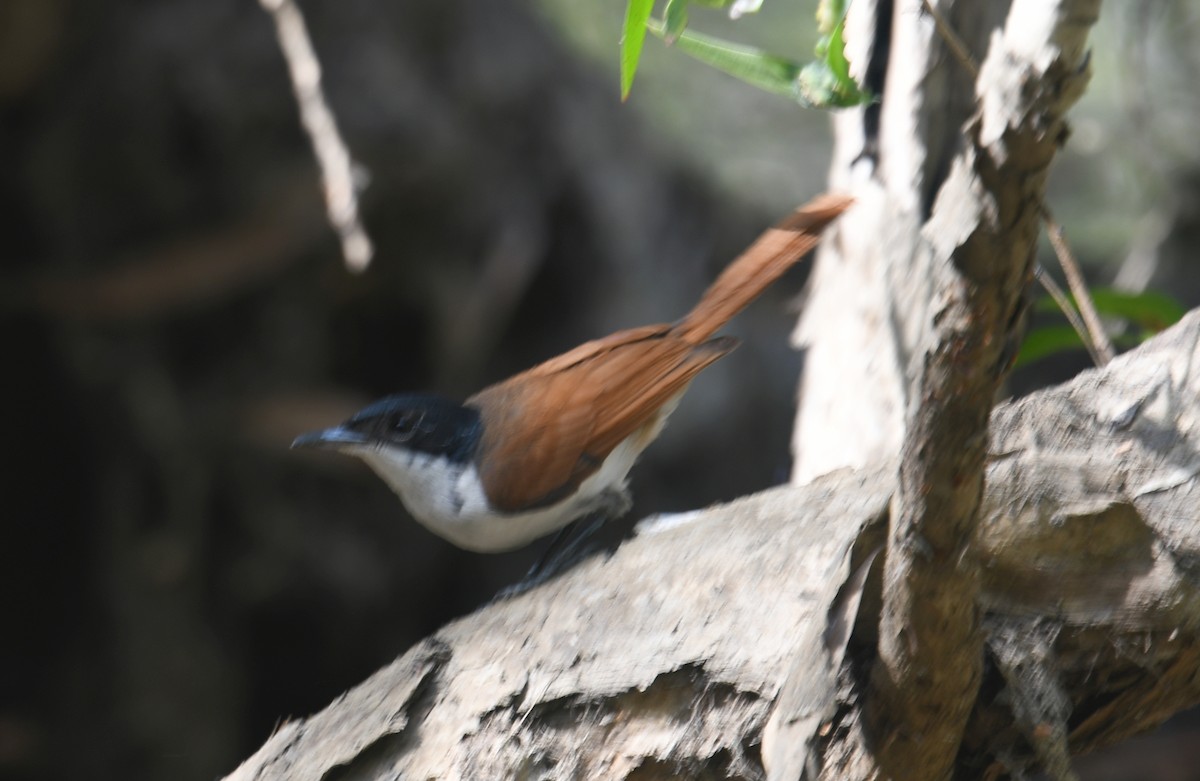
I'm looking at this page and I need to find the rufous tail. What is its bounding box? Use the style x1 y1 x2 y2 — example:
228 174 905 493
673 192 853 344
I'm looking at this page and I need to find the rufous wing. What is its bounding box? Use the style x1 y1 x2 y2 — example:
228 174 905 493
466 191 851 514
467 327 736 513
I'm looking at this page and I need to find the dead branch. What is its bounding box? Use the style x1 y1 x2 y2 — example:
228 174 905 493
224 310 1200 781
260 0 374 271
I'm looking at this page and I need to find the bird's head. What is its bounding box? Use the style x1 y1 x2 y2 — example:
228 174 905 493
292 394 483 466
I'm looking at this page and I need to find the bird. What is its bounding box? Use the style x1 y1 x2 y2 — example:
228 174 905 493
292 193 852 553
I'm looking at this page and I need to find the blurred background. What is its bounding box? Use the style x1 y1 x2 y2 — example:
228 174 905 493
3 1 1199 779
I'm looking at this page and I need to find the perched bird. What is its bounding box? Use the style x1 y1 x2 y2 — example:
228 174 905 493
293 193 851 553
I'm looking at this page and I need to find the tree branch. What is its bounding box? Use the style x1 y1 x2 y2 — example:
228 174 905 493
864 2 1099 778
225 311 1200 781
260 0 374 271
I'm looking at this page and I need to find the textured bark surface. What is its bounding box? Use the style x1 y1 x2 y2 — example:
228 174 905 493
792 0 1095 477
226 471 892 780
225 311 1200 781
790 1 1101 778
968 311 1200 779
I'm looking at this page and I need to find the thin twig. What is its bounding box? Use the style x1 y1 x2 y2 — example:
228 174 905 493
1041 208 1115 364
260 0 374 272
920 0 979 79
1034 265 1103 366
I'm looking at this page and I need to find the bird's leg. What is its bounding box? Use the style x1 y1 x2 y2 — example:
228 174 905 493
494 513 616 600
493 486 633 599
533 513 607 574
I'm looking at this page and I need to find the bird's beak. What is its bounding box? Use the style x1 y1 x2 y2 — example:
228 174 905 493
291 426 369 451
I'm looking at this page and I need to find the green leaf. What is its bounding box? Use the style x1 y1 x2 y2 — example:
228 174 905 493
627 0 869 108
1019 286 1183 367
1015 325 1088 367
815 0 846 35
1089 288 1185 331
825 12 852 79
664 0 689 44
796 12 872 107
646 18 804 98
621 0 656 100
1033 288 1185 332
1016 321 1148 367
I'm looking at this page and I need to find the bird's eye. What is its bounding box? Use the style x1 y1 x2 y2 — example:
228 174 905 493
389 411 420 440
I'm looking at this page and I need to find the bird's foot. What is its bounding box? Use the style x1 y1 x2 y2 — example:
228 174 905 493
493 514 610 600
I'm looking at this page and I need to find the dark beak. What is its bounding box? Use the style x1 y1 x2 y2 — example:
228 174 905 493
291 426 368 451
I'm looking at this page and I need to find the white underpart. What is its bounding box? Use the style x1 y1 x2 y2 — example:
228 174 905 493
354 393 684 553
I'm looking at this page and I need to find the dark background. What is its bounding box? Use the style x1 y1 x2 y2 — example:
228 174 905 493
3 1 1200 779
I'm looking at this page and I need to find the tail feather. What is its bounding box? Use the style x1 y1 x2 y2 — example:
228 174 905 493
673 192 853 344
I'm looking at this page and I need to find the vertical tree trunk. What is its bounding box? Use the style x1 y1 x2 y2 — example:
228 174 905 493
790 1 1099 779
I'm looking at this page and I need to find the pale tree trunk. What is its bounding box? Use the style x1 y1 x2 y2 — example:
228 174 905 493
796 1 1099 778
224 1 1200 780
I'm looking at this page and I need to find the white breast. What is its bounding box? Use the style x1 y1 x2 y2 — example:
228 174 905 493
353 393 683 552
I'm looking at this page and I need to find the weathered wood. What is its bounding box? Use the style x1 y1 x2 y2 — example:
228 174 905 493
226 311 1200 781
226 468 892 780
789 1 1101 777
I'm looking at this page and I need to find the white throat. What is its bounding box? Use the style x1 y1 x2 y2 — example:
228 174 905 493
349 392 684 552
